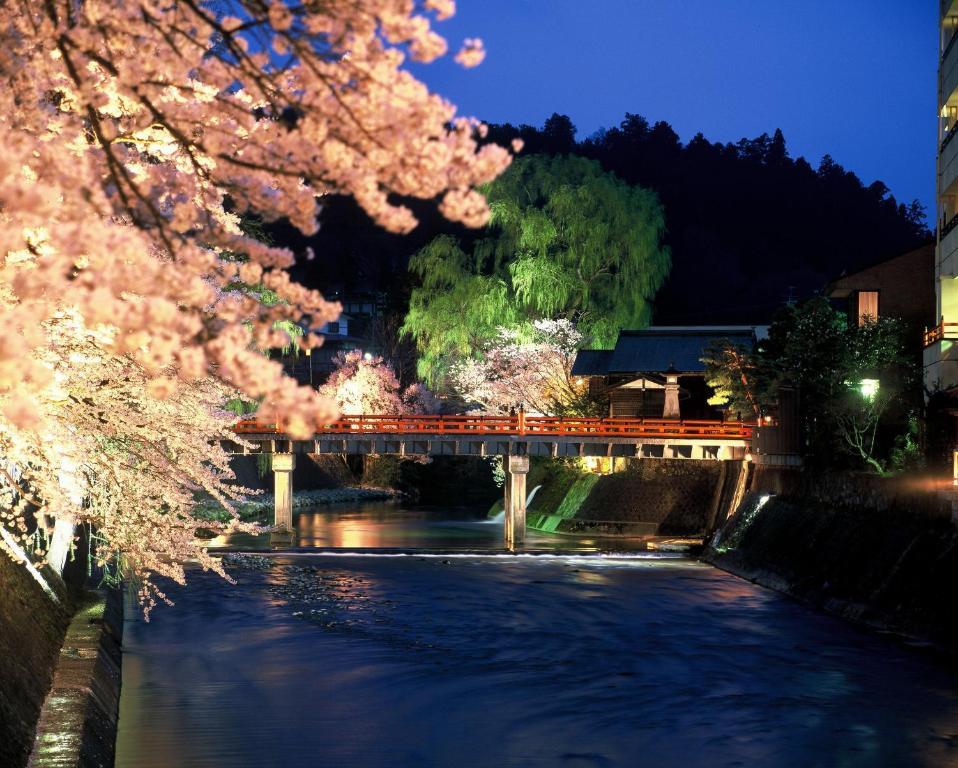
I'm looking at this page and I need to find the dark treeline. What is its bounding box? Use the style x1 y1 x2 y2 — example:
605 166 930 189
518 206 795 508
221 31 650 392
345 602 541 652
281 112 931 325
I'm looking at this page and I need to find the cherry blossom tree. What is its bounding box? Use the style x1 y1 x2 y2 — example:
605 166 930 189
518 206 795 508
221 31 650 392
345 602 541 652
450 319 597 416
0 312 257 614
318 350 439 415
318 351 404 415
0 0 512 607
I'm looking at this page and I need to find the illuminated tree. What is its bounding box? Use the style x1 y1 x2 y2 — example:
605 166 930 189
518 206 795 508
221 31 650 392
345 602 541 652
318 351 439 415
318 351 403 415
703 299 918 472
450 320 598 416
1 313 257 615
403 155 670 384
0 1 512 605
702 341 762 419
831 385 894 475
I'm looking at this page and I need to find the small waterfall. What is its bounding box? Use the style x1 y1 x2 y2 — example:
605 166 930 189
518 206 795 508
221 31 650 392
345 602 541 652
712 492 774 550
483 485 542 524
525 484 542 508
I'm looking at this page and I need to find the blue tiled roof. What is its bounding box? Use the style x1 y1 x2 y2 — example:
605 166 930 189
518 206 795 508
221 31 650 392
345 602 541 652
573 327 758 375
570 349 614 376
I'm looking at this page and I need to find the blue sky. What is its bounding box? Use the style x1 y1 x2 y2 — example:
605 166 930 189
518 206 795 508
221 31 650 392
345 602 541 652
418 0 937 216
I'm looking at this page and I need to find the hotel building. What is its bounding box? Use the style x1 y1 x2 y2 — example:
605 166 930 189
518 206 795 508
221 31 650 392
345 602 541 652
926 2 958 389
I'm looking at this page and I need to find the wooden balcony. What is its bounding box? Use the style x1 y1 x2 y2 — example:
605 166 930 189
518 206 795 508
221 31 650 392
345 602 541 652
924 321 958 347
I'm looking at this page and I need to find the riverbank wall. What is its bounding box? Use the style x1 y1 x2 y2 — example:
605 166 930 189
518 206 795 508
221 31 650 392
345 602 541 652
231 454 500 507
361 455 499 506
706 466 958 649
490 458 748 538
30 587 123 768
0 553 71 767
229 453 354 492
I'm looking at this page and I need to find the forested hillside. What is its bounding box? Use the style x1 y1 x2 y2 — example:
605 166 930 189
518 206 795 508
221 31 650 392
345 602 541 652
282 112 930 325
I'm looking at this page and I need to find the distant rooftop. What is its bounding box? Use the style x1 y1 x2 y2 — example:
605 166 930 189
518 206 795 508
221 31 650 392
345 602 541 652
572 326 764 376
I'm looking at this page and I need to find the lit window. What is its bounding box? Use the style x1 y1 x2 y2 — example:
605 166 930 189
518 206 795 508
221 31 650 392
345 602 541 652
856 291 879 325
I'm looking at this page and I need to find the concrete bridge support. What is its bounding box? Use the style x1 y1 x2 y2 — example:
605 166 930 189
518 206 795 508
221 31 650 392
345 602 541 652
504 455 529 548
273 453 295 531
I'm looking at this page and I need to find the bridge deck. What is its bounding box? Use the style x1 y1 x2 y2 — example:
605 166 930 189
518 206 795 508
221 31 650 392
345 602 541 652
232 415 754 460
234 414 755 440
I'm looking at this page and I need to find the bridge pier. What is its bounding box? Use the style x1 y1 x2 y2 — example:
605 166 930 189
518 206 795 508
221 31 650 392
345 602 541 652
504 455 529 548
273 453 295 531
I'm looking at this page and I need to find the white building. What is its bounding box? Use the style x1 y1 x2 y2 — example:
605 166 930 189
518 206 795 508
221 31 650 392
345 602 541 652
926 1 958 390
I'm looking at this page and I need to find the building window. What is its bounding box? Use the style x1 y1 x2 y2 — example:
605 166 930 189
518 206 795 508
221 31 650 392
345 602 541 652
325 321 340 335
856 291 879 325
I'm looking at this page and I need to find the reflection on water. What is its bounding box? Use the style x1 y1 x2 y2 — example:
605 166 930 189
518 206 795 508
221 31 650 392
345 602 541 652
207 501 658 552
116 552 958 768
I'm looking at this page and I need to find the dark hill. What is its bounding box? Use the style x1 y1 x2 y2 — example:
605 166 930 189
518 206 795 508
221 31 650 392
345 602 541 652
272 112 930 327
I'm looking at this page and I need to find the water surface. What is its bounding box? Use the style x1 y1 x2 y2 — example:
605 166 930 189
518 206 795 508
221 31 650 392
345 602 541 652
116 506 958 767
207 501 659 552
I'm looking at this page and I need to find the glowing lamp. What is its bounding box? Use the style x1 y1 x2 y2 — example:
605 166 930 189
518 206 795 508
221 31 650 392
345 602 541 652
858 378 879 402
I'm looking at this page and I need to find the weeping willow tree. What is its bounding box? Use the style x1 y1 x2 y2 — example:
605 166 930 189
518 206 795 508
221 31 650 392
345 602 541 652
402 155 670 384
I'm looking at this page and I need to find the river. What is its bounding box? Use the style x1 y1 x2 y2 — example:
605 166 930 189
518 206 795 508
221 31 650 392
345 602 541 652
116 503 958 767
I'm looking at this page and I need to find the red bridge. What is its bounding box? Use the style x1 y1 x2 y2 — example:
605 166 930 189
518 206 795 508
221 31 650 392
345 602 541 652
234 414 755 440
231 414 756 545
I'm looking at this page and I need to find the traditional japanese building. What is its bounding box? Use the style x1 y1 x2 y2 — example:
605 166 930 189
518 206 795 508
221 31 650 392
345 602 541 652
826 244 934 329
280 290 388 385
825 243 935 362
571 326 764 421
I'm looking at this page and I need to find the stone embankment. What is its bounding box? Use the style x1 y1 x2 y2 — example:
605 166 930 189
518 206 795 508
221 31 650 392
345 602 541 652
240 487 401 516
706 466 958 650
29 588 123 768
0 552 71 768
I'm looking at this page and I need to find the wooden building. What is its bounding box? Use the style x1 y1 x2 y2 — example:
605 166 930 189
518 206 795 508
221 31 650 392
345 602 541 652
824 243 935 353
571 326 763 420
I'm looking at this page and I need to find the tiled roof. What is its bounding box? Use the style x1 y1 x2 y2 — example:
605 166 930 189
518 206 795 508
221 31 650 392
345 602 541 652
573 327 759 375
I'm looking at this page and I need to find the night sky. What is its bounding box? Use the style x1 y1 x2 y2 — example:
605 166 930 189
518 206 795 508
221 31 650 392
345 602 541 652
418 0 937 217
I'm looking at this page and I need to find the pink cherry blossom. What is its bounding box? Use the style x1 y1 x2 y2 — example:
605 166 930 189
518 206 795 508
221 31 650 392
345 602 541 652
0 0 514 613
455 38 487 68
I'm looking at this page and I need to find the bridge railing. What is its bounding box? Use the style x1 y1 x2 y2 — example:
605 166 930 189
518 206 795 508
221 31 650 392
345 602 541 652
234 414 755 440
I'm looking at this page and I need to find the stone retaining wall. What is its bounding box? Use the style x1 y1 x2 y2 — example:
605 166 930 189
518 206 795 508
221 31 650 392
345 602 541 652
0 553 70 768
524 458 746 537
29 587 123 768
707 467 958 650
